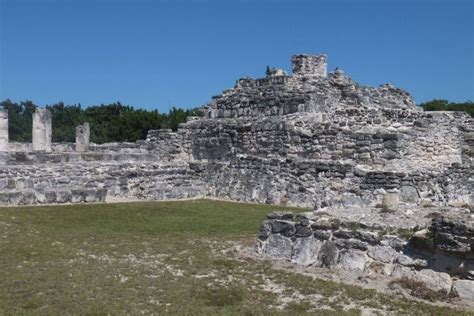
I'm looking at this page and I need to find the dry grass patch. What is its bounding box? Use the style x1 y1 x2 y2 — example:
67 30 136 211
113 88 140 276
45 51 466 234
0 199 471 315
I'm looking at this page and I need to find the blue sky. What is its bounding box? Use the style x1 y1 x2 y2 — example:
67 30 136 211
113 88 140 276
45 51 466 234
0 0 473 111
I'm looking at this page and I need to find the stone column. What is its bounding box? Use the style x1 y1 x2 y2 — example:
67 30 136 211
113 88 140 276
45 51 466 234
0 110 8 151
32 108 52 152
75 123 90 152
291 54 328 77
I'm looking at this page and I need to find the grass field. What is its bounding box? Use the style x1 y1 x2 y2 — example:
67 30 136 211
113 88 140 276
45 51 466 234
0 199 471 315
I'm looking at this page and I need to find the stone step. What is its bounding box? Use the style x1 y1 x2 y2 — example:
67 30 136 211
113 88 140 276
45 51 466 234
0 188 108 206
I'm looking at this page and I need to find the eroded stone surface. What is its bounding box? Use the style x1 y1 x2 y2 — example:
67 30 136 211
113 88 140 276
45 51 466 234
453 279 474 300
0 110 8 152
291 236 322 266
256 211 474 297
76 123 90 152
32 108 52 152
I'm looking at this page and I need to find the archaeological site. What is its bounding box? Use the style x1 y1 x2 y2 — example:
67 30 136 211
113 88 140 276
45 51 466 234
1 54 473 302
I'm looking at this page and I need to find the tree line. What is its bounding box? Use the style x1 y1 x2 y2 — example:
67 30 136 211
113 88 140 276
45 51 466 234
418 99 473 117
0 99 472 144
0 100 198 143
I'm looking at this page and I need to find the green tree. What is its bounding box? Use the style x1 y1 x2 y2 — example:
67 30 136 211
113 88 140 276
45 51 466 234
1 99 199 144
0 99 36 142
419 99 473 117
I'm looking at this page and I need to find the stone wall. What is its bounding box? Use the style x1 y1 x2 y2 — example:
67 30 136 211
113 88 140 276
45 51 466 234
185 110 470 168
256 210 474 300
193 155 472 208
172 104 472 208
0 160 206 205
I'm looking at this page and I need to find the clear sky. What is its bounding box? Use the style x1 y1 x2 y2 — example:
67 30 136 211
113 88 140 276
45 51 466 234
0 0 473 111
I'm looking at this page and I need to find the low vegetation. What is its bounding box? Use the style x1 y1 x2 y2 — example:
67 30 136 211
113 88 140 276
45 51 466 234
0 199 471 314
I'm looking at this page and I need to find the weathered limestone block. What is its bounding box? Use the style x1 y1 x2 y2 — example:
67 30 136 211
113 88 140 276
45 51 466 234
392 267 453 293
291 54 327 77
424 269 455 292
400 186 419 204
261 234 292 259
76 123 90 152
396 254 428 269
453 279 474 300
0 110 8 151
337 249 369 271
32 108 52 152
291 236 322 266
382 193 399 212
367 246 399 263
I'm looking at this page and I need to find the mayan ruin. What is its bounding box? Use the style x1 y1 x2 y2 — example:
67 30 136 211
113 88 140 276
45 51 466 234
1 54 472 306
0 54 471 209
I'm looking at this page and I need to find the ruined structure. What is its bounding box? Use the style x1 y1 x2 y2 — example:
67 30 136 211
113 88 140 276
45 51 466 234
0 54 472 298
75 123 90 152
0 110 8 151
0 54 471 208
32 108 52 152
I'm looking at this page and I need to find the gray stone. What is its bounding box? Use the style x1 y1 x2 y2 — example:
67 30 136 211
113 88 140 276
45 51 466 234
416 269 453 293
291 236 322 266
396 254 428 268
262 234 293 260
391 266 453 293
8 192 22 205
367 246 399 263
317 240 339 267
271 220 296 237
295 224 312 237
56 190 72 203
337 249 369 271
291 54 327 77
0 110 8 151
380 235 407 252
258 221 272 241
382 193 399 212
71 189 86 203
76 123 90 152
32 108 52 152
313 230 331 240
400 186 419 203
453 279 474 300
334 238 369 251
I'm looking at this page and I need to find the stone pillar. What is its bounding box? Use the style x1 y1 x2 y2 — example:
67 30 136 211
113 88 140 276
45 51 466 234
32 108 52 152
291 54 328 77
0 110 8 151
75 123 90 152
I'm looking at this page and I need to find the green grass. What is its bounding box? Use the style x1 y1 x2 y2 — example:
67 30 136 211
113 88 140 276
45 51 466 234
0 199 471 315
